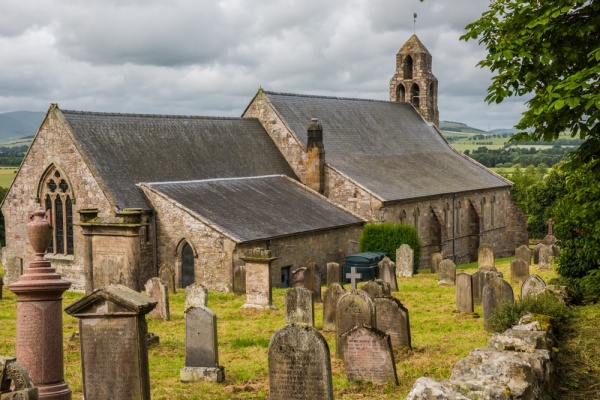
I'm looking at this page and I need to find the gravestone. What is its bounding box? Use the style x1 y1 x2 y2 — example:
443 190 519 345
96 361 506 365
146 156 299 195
291 267 307 288
361 280 385 299
233 263 246 295
241 249 277 309
455 273 474 313
430 252 443 274
335 290 375 358
65 284 157 400
396 244 414 277
438 259 456 286
145 277 170 321
471 269 503 305
184 282 208 312
521 274 547 299
180 306 224 383
538 245 554 270
339 325 399 385
478 244 495 270
0 356 37 399
268 325 334 400
533 243 544 265
158 264 176 294
3 256 22 286
515 245 531 268
374 295 411 349
322 283 346 332
378 257 398 292
308 262 323 303
510 259 530 284
285 287 314 326
482 277 514 331
326 262 341 286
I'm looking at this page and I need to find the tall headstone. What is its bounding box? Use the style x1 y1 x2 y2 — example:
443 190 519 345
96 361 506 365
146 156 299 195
478 244 495 270
285 287 314 326
339 325 399 385
322 283 346 332
361 280 385 299
268 325 334 400
0 356 38 399
184 282 208 312
430 252 443 274
438 259 456 286
65 284 157 400
455 273 474 313
307 262 323 303
471 269 503 305
538 246 554 270
533 243 544 265
396 244 414 277
145 277 170 321
378 257 398 292
180 306 225 383
374 295 411 349
521 274 547 299
8 208 72 400
510 259 530 284
3 256 23 286
158 264 176 294
515 245 531 268
241 248 277 309
326 262 341 286
233 263 246 295
291 267 307 288
482 277 514 331
335 290 375 358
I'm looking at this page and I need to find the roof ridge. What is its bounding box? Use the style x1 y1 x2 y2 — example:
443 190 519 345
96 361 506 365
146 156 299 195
61 109 248 121
262 91 393 104
140 174 285 186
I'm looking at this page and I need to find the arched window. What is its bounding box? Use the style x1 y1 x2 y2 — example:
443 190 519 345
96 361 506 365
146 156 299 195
411 83 420 107
413 207 420 234
404 55 413 79
396 84 406 103
41 167 74 255
444 202 451 238
399 209 407 224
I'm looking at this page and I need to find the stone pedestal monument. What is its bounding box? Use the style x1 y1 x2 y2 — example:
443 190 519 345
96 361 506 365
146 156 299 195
8 208 72 400
241 248 277 309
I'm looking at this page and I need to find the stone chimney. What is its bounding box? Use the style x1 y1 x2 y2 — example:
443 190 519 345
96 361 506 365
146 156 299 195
305 118 325 194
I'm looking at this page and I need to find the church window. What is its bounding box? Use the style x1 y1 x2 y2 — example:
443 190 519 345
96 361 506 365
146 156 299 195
41 167 74 256
429 82 435 108
404 55 413 79
444 202 451 238
396 84 406 103
411 83 420 107
399 210 407 224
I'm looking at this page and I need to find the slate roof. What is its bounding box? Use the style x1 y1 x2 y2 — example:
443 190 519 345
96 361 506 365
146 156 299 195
61 110 297 210
143 175 363 243
260 91 509 202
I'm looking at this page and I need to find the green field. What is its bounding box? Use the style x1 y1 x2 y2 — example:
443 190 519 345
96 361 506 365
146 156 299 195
0 168 18 188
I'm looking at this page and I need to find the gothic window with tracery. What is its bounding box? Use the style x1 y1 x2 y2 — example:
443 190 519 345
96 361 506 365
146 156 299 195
41 167 74 255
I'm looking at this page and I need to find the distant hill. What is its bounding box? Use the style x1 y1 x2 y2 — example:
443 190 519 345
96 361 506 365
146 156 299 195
0 111 45 142
439 121 487 134
489 128 518 135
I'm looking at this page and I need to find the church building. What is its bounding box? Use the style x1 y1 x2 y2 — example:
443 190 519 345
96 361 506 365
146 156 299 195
1 35 527 293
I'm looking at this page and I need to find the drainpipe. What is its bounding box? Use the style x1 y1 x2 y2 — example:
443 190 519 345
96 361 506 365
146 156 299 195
452 193 457 264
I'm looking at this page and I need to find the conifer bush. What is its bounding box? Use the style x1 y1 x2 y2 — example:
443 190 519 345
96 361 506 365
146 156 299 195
358 222 421 273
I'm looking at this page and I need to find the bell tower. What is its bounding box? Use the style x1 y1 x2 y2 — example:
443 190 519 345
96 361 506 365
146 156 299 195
389 35 439 126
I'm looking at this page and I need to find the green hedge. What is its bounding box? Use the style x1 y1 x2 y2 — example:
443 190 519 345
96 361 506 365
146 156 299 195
358 223 422 273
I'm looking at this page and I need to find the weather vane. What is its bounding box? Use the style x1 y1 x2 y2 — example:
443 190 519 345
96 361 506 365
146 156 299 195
414 12 417 34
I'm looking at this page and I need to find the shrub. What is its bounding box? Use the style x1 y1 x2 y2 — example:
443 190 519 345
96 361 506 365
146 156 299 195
358 223 422 273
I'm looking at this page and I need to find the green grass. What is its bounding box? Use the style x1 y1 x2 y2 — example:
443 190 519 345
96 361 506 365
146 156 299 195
0 259 560 399
0 167 18 188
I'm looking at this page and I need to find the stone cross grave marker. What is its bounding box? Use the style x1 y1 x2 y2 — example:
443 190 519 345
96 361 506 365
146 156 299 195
326 262 341 287
335 290 375 358
184 282 208 313
538 246 554 270
285 287 314 326
346 267 361 290
340 325 399 385
145 277 170 321
158 263 176 294
471 269 503 305
374 295 412 349
378 257 398 292
180 305 224 383
396 244 414 277
521 274 546 299
482 277 514 331
510 259 530 284
322 282 346 332
515 245 531 268
65 284 157 400
430 252 443 274
268 325 334 400
478 244 495 270
438 259 456 286
455 273 474 313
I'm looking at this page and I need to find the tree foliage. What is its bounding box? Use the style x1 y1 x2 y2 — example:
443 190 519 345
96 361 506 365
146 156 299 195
358 223 421 273
462 0 600 172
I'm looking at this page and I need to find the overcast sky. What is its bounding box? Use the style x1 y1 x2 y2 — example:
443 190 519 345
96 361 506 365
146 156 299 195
0 0 527 131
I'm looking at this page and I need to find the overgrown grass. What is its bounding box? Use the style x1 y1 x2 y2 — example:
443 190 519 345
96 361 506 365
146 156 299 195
0 259 560 399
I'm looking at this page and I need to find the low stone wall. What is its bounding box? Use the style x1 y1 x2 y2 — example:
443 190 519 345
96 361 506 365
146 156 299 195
405 314 555 399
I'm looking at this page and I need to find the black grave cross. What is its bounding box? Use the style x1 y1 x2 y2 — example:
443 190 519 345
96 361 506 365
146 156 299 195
346 267 362 290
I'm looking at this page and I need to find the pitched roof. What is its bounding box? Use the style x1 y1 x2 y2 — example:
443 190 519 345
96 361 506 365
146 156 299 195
143 175 363 243
61 110 297 210
400 34 431 55
261 91 509 202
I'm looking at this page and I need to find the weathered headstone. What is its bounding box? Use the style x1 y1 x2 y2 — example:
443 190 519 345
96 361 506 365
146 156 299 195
438 259 456 286
0 356 37 399
339 325 399 385
478 244 495 270
374 295 411 349
157 264 175 294
521 274 547 299
335 290 375 358
510 259 530 284
482 277 514 331
145 277 170 321
378 257 398 292
65 284 157 400
308 262 323 303
291 267 307 288
233 263 246 295
241 249 277 309
538 245 554 270
3 256 22 286
285 287 314 326
430 252 443 273
471 269 503 305
184 282 208 312
326 262 341 286
533 243 544 265
268 325 334 400
322 283 346 332
515 245 531 268
180 306 224 383
455 273 474 313
396 244 414 277
361 280 385 299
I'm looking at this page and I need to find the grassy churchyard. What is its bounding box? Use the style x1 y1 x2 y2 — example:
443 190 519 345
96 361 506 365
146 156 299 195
0 259 561 399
